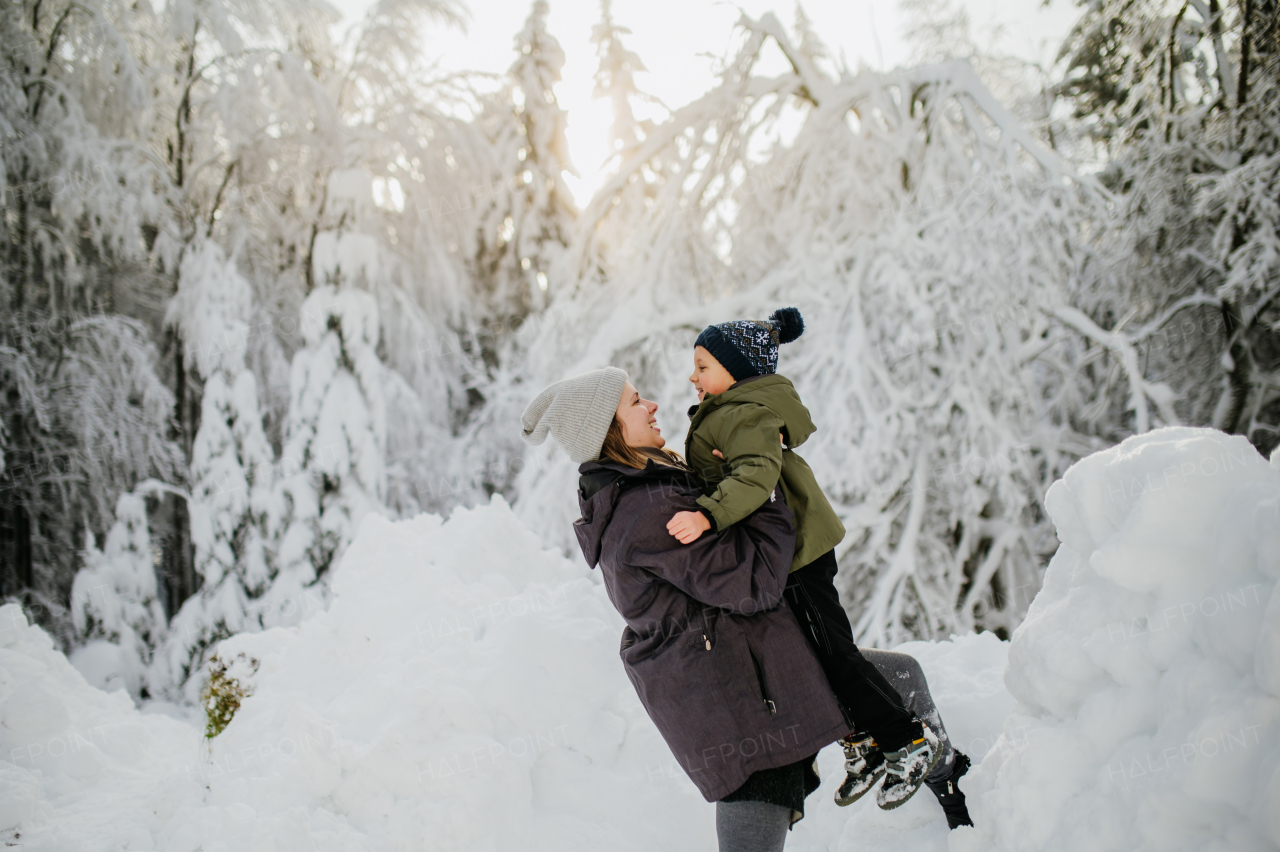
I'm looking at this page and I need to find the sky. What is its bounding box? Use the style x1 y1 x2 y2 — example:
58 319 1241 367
331 0 1082 203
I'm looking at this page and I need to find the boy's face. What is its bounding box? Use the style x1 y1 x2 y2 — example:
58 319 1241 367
689 346 736 402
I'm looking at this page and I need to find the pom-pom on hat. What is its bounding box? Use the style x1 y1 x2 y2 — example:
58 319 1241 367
694 307 805 381
520 367 629 463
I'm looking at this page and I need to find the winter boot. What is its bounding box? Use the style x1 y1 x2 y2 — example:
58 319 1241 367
834 733 885 806
925 750 973 828
876 727 942 810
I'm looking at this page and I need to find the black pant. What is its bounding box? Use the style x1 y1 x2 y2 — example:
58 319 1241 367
782 549 921 752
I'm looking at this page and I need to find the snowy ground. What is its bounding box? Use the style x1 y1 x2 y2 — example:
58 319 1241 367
1 427 1276 850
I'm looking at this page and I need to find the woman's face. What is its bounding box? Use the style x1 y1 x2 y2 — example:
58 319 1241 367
615 382 665 449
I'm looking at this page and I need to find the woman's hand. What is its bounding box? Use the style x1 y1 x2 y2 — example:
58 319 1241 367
667 511 711 544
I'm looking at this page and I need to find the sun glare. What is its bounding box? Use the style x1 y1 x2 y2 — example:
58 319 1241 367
558 72 619 209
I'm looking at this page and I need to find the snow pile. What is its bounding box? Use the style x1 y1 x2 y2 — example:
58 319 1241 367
956 427 1280 852
191 498 705 851
0 603 200 849
3 496 1015 850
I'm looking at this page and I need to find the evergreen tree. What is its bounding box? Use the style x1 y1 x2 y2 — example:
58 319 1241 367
154 240 275 695
269 278 386 603
72 490 167 700
435 2 581 519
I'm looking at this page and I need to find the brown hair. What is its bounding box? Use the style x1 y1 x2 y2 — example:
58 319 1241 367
599 416 686 470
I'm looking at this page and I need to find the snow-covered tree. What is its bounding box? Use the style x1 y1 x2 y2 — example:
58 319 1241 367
577 0 667 279
408 3 582 516
1055 0 1280 453
0 1 182 630
72 490 168 700
591 0 649 151
473 0 577 322
506 0 578 284
139 0 480 613
154 240 275 694
269 282 386 601
141 0 355 613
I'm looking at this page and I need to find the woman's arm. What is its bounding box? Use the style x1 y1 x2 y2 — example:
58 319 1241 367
625 486 796 614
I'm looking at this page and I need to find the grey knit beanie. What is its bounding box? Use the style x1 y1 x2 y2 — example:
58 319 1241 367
520 367 629 463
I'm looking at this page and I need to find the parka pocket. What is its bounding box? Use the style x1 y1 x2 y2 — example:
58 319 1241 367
748 646 777 716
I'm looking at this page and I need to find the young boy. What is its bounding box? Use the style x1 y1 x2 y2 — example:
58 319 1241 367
667 307 956 813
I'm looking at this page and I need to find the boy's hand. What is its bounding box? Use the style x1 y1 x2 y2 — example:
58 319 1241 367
667 511 711 544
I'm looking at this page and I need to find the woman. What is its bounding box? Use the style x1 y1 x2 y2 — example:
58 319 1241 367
521 368 970 850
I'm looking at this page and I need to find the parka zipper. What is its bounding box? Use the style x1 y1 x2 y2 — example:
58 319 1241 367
699 606 717 651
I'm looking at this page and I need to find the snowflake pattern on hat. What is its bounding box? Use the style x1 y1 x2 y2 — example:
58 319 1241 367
695 308 804 381
718 320 783 376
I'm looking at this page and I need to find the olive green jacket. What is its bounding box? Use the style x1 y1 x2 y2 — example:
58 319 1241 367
685 375 846 571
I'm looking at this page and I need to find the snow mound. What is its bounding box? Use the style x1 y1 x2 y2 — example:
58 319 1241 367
955 427 1280 852
198 497 713 850
0 602 201 849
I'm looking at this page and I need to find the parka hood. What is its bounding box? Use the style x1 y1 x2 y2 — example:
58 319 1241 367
573 460 628 569
573 457 698 569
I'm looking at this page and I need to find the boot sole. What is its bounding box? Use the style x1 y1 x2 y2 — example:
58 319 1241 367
834 766 886 807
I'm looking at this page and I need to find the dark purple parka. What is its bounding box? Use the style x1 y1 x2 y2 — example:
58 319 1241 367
574 456 848 802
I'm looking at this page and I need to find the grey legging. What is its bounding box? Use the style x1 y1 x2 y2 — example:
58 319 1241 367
715 649 955 851
716 801 792 852
861 648 956 783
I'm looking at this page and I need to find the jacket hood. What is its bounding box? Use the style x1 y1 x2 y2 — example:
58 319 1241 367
573 457 695 569
687 374 816 448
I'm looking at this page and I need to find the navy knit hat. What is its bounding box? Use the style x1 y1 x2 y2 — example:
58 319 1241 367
694 308 804 381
